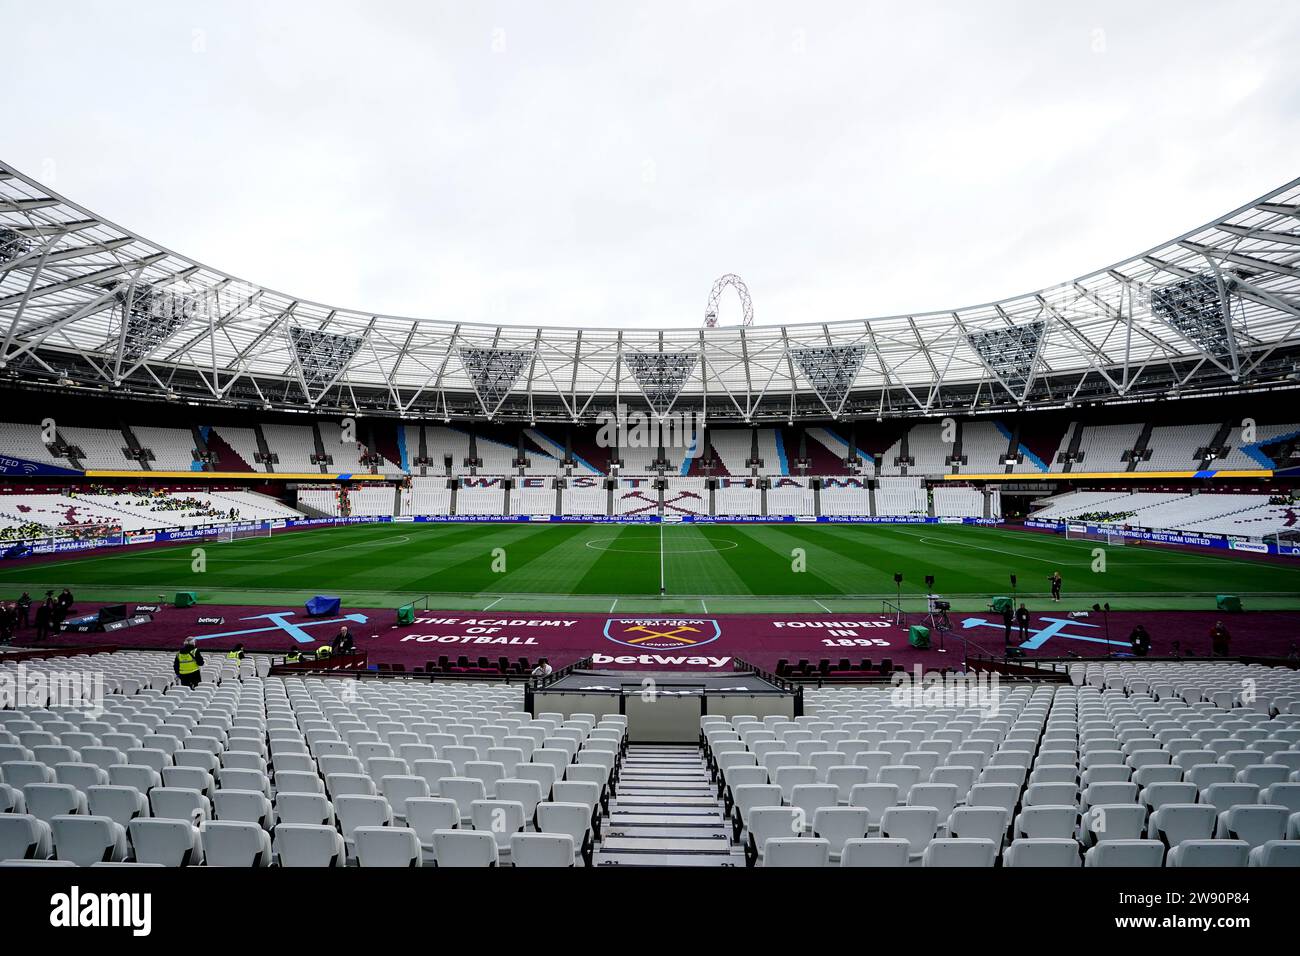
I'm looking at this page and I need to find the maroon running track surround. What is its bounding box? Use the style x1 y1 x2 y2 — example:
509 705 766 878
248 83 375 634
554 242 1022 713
22 601 1300 672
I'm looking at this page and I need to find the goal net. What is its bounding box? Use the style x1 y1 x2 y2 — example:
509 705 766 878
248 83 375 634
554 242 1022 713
215 523 272 544
1064 524 1126 545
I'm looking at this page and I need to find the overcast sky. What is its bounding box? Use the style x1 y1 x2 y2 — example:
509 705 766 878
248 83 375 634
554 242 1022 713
3 0 1298 330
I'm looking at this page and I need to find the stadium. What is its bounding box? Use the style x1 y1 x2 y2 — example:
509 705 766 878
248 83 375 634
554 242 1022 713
3 156 1300 883
1 9 1299 926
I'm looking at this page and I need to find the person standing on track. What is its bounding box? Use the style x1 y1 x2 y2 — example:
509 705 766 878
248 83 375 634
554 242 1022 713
1015 603 1031 644
1049 571 1062 603
34 599 52 642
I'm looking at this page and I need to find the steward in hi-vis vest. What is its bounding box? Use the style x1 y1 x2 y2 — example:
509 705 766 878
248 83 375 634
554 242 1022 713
174 638 204 688
285 649 302 664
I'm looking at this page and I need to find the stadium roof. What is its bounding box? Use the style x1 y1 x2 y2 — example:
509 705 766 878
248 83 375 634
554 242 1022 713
2 160 1299 422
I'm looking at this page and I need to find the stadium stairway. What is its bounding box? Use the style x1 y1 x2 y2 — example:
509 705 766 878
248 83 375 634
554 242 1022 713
595 743 739 866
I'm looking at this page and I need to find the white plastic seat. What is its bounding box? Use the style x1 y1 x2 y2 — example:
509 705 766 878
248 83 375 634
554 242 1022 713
201 820 273 866
470 799 527 851
907 783 959 824
1248 840 1300 867
325 773 376 799
439 777 487 824
334 795 394 852
1215 805 1289 847
379 775 431 821
921 837 997 867
51 815 128 865
54 762 109 792
877 765 921 798
274 824 346 867
162 766 214 795
847 784 899 831
1015 805 1079 840
966 783 1018 824
22 783 88 824
1148 804 1216 845
212 789 273 830
149 787 211 823
354 826 422 867
509 832 574 867
732 783 782 834
790 784 839 831
826 766 871 804
746 807 802 864
217 768 270 799
535 802 592 865
1084 839 1165 867
0 782 25 814
947 806 1008 850
0 813 52 860
496 778 545 825
811 807 870 860
128 818 203 866
879 806 938 862
764 837 830 867
1166 839 1249 867
513 763 557 801
1079 804 1148 845
274 792 334 827
274 770 325 796
1003 838 1080 868
1199 782 1260 817
431 828 498 867
840 837 910 867
1025 783 1078 808
85 785 148 828
1261 783 1300 815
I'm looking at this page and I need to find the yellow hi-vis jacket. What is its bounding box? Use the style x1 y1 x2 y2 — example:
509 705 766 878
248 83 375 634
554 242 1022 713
176 651 200 675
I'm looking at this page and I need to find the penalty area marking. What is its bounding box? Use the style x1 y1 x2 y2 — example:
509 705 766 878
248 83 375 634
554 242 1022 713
232 534 413 561
895 526 1289 572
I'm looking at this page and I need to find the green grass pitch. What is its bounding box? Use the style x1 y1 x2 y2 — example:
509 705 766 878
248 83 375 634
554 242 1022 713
0 522 1296 616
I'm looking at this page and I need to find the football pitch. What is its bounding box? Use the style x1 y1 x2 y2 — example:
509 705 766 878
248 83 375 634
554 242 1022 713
1 521 1297 616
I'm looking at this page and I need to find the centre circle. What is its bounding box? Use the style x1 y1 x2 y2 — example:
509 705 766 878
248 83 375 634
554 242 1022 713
583 536 740 555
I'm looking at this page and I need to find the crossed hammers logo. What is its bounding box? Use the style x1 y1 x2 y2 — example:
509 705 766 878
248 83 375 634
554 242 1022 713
623 624 701 645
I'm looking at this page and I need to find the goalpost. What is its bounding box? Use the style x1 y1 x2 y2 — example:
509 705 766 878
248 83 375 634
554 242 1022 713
215 523 272 544
1064 524 1127 546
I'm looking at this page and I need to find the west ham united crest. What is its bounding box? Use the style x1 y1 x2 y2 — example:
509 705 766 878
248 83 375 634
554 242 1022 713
602 618 721 649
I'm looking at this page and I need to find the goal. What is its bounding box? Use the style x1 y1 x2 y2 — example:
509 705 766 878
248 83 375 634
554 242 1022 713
215 523 272 544
1064 524 1127 546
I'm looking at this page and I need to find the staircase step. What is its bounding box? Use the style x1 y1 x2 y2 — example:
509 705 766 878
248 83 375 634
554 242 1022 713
610 811 725 824
599 836 734 853
595 851 743 867
596 744 737 864
604 825 731 839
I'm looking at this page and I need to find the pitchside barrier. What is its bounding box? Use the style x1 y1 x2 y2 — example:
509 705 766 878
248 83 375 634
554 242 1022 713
1026 519 1300 556
528 662 799 743
0 515 395 561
